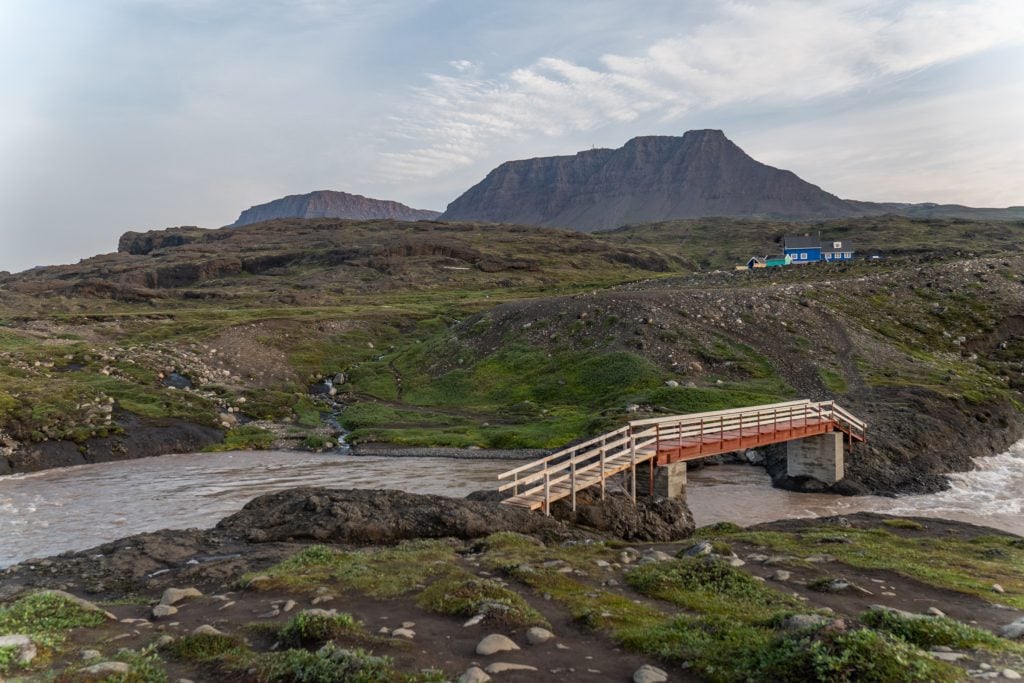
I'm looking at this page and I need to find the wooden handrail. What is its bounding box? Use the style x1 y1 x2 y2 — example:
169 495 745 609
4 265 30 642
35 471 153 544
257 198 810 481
498 399 866 513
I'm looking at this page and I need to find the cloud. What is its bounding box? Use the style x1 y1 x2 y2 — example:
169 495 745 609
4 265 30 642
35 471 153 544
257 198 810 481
378 0 1024 181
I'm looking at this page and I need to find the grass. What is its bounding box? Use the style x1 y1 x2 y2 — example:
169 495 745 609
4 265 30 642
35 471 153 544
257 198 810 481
698 524 1024 609
244 541 460 597
277 612 363 648
205 425 275 452
860 607 1024 654
163 632 250 663
0 592 109 674
625 558 805 620
254 645 444 683
819 368 848 394
881 518 926 531
416 576 549 628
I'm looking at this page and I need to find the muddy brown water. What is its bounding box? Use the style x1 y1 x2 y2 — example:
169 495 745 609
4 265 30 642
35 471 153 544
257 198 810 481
2 442 1022 567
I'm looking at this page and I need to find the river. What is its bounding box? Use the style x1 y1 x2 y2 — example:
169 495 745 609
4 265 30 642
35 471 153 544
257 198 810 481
2 442 1023 568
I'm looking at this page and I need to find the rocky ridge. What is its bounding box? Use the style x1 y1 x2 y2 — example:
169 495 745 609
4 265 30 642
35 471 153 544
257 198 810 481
232 190 440 226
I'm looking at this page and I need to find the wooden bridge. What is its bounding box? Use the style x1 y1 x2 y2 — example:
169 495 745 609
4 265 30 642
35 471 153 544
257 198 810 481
497 400 866 514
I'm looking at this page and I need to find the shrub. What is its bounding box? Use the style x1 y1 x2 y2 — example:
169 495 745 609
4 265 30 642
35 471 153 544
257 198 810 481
277 612 361 648
417 577 548 628
861 608 1007 650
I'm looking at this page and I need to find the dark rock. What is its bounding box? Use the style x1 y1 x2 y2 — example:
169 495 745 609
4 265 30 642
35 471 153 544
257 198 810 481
161 373 192 390
551 491 695 542
216 488 568 544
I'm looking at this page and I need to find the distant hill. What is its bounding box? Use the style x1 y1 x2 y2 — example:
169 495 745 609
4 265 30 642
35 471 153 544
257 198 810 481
441 130 1024 230
233 190 439 226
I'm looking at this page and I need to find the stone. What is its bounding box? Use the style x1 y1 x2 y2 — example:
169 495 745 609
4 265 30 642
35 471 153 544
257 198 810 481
485 662 538 673
152 604 178 619
81 649 102 660
665 380 679 388
771 570 791 582
402 621 416 629
161 587 202 606
526 626 555 645
640 550 674 564
155 635 175 647
993 583 1006 594
633 664 669 683
391 628 415 639
999 617 1024 640
81 662 131 676
1004 669 1022 680
683 540 713 557
476 633 520 656
0 635 37 666
463 614 484 627
192 625 224 637
930 651 966 662
927 607 946 617
458 666 491 683
780 614 830 631
283 600 297 612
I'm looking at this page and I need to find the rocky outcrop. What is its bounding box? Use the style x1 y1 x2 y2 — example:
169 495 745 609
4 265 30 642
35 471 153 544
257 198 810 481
442 130 862 230
233 191 440 226
552 491 695 542
216 487 570 544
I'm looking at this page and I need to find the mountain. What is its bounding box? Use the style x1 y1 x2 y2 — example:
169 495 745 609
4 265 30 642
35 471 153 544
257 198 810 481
441 130 862 230
233 190 440 226
441 130 1024 230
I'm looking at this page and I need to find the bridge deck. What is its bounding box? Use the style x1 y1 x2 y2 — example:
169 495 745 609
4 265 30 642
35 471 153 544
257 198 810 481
498 400 866 513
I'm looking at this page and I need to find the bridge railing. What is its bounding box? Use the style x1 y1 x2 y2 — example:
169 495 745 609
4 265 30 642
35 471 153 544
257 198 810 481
497 399 866 514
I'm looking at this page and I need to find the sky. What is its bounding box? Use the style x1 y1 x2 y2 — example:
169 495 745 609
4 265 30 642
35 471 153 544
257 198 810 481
1 0 1023 273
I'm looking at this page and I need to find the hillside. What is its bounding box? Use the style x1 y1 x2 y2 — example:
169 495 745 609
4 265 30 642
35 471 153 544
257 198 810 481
233 190 440 226
1 217 1024 496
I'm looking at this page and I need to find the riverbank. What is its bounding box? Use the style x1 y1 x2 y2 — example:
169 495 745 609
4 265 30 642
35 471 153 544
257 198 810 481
0 487 1022 682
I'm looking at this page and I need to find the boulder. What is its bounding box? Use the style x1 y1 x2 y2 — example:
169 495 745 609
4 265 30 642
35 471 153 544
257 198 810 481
0 635 37 666
526 626 555 645
633 664 669 683
151 604 178 619
1000 617 1024 640
553 492 694 542
216 488 565 544
160 587 202 606
458 667 491 683
476 634 520 656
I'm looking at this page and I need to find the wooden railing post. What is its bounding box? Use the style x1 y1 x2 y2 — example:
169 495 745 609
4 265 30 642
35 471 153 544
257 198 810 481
571 456 577 512
514 472 519 496
544 464 550 516
600 440 606 500
630 428 637 504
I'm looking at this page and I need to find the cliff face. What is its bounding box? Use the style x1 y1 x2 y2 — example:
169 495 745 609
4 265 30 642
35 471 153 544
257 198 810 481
441 130 862 230
233 190 440 226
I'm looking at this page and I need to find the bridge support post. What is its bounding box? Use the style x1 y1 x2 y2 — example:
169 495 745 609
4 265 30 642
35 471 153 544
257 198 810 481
787 433 844 484
636 460 687 499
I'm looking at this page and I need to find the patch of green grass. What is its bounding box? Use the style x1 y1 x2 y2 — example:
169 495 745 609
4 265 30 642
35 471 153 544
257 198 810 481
625 558 805 620
277 612 363 649
819 368 848 393
861 608 1024 654
245 541 460 597
0 646 19 673
881 518 925 531
416 576 548 628
701 524 1024 609
204 425 274 452
0 592 107 650
163 633 250 663
110 645 170 683
254 645 442 683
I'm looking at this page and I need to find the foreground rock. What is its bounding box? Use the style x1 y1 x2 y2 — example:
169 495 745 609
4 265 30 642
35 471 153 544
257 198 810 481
216 487 569 544
552 491 695 542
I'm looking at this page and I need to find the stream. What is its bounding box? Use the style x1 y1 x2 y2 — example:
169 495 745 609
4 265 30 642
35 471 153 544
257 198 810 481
1 441 1022 568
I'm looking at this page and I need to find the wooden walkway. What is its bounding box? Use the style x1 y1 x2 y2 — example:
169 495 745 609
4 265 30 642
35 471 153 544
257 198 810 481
497 399 866 513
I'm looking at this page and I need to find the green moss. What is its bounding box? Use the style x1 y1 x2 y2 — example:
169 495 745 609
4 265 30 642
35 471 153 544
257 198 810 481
819 368 848 393
205 425 274 452
0 592 107 649
277 612 362 648
881 518 925 531
416 577 548 628
861 608 1023 653
625 558 805 620
163 633 249 662
254 645 443 683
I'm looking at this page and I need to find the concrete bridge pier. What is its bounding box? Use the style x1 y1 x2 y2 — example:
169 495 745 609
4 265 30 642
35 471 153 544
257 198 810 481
787 433 844 484
637 460 688 499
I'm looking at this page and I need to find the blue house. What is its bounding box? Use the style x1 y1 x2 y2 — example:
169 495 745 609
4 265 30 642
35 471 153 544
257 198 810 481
784 236 855 263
